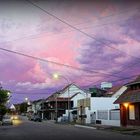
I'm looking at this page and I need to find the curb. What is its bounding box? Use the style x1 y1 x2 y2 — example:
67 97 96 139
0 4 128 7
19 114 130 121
75 124 96 129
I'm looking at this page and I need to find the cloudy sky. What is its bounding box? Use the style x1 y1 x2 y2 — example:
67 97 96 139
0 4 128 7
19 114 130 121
0 0 140 103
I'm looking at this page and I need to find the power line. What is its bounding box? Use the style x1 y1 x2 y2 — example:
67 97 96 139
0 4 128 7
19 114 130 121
0 1 139 86
71 6 140 26
87 73 139 87
26 0 140 61
25 0 140 85
2 13 139 46
0 5 139 56
0 47 125 78
91 57 140 85
1 15 139 70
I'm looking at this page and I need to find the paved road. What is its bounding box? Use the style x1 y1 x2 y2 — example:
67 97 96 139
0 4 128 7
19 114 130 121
0 117 139 140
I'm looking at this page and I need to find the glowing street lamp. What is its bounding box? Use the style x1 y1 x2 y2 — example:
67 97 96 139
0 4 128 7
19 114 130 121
25 97 28 102
53 73 59 79
7 92 11 96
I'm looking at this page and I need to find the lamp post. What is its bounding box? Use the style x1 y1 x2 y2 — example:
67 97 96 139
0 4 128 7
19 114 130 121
53 73 70 122
25 97 28 102
24 97 29 115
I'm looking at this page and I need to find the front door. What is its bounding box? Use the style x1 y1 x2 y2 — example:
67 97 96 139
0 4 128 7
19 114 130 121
120 105 127 126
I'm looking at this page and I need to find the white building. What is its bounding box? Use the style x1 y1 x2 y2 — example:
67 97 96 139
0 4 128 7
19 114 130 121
89 97 120 126
77 85 128 126
57 84 90 121
77 97 120 126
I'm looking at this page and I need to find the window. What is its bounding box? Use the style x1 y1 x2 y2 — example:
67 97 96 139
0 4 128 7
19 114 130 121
129 105 135 120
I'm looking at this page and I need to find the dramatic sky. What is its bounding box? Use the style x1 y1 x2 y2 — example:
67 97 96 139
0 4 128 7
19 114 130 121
0 0 140 103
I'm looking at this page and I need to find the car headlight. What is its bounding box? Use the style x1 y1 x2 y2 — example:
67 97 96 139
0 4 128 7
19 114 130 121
14 116 18 119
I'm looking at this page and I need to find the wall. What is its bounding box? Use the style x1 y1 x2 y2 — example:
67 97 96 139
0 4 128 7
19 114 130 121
59 84 87 98
90 97 119 111
84 97 120 126
71 93 88 108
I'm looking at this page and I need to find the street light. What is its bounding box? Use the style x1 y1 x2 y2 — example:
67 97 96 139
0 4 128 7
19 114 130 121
25 97 28 102
53 73 70 122
24 97 29 115
7 92 11 96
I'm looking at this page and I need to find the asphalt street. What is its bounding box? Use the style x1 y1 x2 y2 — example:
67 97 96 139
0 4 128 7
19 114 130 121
0 117 139 140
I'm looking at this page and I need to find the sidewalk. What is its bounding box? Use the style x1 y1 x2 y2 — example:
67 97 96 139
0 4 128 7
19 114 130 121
86 124 140 135
73 123 140 135
101 125 140 135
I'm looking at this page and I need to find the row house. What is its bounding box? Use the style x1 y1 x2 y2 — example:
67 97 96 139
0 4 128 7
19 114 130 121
45 84 89 121
76 85 127 126
45 93 71 120
114 76 140 126
27 99 46 119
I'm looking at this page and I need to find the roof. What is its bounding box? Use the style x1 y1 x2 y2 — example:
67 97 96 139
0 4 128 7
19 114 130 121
59 83 85 95
32 99 46 104
47 97 70 102
114 89 140 104
46 84 74 99
89 87 107 97
46 92 81 102
106 85 122 96
59 84 73 93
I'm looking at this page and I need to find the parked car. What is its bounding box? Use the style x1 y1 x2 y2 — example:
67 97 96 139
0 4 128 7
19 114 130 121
29 115 35 121
2 115 13 125
34 115 42 122
29 115 42 122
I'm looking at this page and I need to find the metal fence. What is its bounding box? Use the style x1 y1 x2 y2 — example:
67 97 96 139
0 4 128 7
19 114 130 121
110 110 120 120
96 110 120 120
97 110 108 120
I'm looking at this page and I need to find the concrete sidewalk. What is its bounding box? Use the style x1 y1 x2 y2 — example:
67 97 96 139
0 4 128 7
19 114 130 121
75 124 96 129
73 123 140 135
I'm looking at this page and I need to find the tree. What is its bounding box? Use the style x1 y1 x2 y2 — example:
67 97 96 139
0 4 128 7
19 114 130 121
19 103 28 113
0 88 11 120
0 89 10 104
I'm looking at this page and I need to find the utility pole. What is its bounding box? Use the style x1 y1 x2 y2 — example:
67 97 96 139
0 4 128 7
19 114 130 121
55 93 58 123
67 86 70 122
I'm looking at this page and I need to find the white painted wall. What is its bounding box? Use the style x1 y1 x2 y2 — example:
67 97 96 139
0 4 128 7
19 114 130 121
71 93 88 108
90 97 119 111
58 84 90 108
84 97 120 126
85 107 91 124
59 84 87 98
101 120 120 126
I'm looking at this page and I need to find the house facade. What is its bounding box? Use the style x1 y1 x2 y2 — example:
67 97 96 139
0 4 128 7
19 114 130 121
114 76 140 126
45 84 89 121
45 94 72 120
77 97 120 126
27 99 46 119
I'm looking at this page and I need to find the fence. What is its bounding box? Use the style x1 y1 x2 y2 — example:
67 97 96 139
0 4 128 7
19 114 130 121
91 110 120 126
97 110 120 120
110 110 120 120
